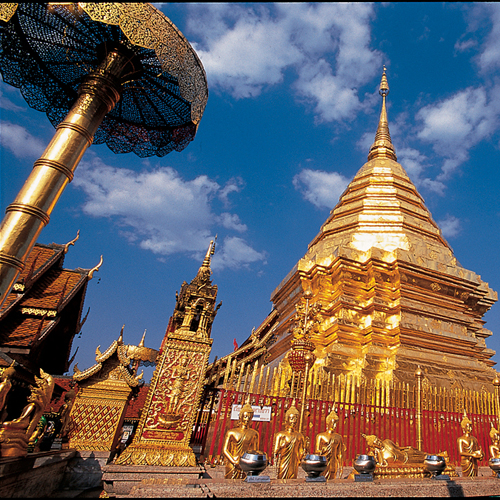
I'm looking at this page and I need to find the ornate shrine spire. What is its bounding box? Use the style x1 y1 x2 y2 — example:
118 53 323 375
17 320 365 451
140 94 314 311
368 66 397 162
193 237 216 286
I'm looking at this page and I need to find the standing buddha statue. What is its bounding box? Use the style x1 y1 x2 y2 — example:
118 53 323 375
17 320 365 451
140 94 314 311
457 412 484 477
222 401 260 479
273 403 306 479
315 408 345 479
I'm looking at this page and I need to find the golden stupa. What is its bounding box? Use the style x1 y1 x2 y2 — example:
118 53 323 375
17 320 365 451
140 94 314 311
253 68 497 391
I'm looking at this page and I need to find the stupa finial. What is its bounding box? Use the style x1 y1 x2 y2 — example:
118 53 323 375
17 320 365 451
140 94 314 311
202 237 216 267
368 66 397 162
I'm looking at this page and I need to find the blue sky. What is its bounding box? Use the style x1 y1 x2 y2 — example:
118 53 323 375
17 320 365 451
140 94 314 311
1 3 500 380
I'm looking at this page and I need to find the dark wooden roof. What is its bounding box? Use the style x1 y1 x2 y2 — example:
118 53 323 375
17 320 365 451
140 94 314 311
0 242 92 375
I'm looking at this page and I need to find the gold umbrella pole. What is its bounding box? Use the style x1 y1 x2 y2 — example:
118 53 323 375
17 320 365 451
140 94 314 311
0 46 134 307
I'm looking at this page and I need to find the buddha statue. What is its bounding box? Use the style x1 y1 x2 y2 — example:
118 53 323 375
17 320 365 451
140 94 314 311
57 387 76 441
0 369 54 458
457 412 484 477
490 425 500 460
362 433 429 466
222 401 260 479
0 362 15 421
315 408 345 479
273 403 306 479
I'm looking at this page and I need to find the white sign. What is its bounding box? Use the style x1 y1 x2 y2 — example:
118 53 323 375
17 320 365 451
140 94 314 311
231 404 272 422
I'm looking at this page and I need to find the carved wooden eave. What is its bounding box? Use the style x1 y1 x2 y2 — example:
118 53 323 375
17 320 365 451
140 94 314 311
73 337 157 388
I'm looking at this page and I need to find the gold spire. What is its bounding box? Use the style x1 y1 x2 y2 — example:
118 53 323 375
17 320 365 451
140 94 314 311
193 237 217 285
202 236 217 268
138 329 146 347
368 66 397 161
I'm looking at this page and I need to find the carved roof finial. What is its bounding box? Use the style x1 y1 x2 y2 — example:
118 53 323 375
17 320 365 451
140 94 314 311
194 237 217 285
64 230 80 254
368 66 397 162
88 255 103 280
138 329 146 347
118 324 125 344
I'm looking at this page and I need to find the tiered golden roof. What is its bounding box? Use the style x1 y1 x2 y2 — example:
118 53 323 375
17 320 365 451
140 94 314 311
259 69 498 391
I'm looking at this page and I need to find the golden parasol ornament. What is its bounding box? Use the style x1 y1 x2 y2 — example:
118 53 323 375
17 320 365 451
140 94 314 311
0 3 208 307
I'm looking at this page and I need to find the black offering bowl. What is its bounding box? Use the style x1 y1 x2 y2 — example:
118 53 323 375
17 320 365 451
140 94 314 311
489 458 500 478
424 455 449 480
353 454 376 482
301 454 328 482
239 451 269 482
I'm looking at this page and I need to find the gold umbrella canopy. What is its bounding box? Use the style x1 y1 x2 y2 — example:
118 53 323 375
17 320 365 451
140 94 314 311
0 3 208 156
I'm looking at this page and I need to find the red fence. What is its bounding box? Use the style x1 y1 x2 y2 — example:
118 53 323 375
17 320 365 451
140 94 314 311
194 389 497 467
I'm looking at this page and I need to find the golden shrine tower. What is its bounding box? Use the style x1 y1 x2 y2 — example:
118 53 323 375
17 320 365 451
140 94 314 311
117 240 221 466
262 69 497 391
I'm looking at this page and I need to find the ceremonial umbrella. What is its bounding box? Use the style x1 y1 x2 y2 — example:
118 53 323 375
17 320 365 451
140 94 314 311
0 3 208 307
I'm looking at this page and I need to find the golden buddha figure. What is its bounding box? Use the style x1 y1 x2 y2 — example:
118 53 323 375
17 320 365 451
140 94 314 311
222 402 260 479
273 403 306 479
362 433 428 466
0 362 15 420
489 425 500 460
0 369 54 458
457 413 484 477
315 409 345 479
58 388 76 441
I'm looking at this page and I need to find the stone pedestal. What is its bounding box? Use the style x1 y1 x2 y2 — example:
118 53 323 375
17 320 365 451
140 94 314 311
126 475 500 498
0 450 75 498
57 450 110 492
102 464 207 496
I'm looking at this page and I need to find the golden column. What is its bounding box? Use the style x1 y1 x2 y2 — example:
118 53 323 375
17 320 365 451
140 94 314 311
0 47 132 307
415 366 423 451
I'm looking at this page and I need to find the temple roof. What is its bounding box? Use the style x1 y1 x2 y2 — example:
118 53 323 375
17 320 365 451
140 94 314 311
0 244 89 347
0 238 99 375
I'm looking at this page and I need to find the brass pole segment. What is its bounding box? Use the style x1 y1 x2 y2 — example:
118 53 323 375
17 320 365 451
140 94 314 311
494 376 500 429
0 45 136 308
299 362 310 432
415 366 423 451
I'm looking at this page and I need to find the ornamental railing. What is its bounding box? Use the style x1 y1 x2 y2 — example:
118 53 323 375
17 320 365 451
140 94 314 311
192 373 499 467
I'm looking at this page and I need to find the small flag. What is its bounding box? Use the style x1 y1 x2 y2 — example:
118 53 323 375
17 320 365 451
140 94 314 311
233 338 238 351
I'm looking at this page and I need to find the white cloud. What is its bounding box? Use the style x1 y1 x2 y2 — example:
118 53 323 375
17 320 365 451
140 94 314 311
218 177 245 207
72 156 265 270
218 213 247 233
293 168 350 209
183 3 382 122
416 85 500 180
438 214 461 239
211 236 267 271
474 4 500 72
0 121 45 159
0 89 25 112
454 38 477 53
